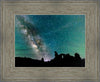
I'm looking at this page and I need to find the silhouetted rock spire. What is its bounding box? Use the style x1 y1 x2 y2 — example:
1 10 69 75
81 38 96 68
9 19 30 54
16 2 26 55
75 53 81 60
55 51 58 57
41 58 44 62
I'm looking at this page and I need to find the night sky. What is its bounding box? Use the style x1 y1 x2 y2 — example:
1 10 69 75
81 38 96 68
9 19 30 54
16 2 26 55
15 15 85 61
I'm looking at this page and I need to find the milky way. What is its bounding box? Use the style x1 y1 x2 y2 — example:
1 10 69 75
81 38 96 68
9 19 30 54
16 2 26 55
15 15 51 61
15 15 85 60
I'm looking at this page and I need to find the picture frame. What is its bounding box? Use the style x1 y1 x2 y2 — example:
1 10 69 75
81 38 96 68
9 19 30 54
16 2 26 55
0 1 99 81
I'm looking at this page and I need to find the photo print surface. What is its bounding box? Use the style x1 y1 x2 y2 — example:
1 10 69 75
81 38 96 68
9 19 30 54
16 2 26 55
15 15 85 67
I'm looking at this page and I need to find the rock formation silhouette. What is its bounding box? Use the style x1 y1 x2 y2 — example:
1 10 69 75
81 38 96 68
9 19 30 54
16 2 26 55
15 51 85 67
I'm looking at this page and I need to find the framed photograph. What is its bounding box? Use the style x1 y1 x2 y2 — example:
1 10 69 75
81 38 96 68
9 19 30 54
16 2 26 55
15 15 85 67
1 1 99 81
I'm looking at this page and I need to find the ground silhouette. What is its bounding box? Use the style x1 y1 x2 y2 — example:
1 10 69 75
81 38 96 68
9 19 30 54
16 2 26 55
15 51 85 67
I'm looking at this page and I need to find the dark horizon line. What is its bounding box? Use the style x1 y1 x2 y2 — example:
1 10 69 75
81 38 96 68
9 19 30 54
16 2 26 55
15 51 85 62
15 51 85 67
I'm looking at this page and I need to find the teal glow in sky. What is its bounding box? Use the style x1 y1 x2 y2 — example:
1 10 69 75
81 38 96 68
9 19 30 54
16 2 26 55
15 15 85 61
